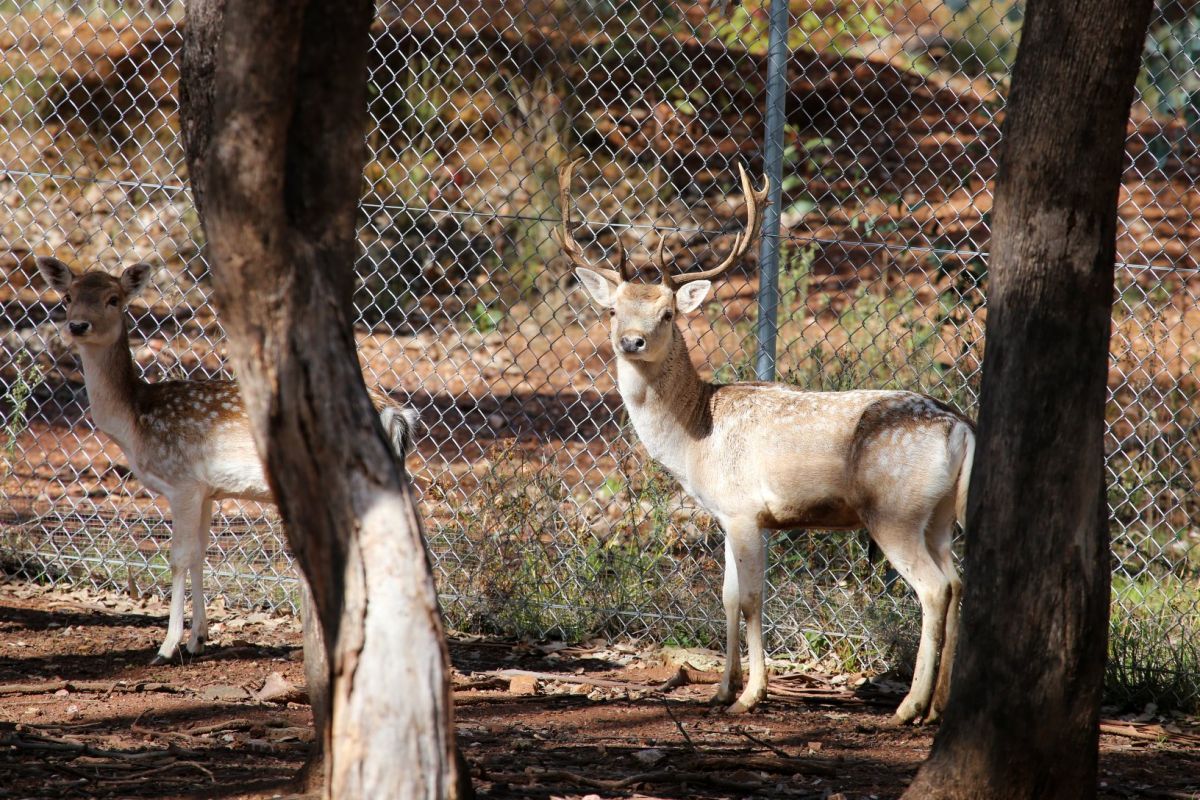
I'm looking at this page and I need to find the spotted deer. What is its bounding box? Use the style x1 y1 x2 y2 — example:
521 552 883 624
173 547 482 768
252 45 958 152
37 257 419 664
558 162 974 724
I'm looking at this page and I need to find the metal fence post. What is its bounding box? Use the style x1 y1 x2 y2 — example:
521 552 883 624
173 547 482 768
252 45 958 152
754 0 790 382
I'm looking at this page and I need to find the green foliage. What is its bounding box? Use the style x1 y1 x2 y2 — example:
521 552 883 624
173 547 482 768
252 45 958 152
1136 9 1200 169
706 1 889 56
429 441 696 642
469 301 504 334
1108 575 1200 711
940 0 1022 77
0 64 55 127
3 351 44 469
781 281 975 411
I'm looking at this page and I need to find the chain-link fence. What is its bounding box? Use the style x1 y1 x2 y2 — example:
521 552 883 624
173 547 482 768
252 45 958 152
1 1 1197 704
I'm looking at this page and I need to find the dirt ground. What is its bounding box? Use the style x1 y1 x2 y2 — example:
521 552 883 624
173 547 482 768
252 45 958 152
1 579 1199 800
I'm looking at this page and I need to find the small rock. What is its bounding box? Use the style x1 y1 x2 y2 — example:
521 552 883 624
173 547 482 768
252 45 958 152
632 747 666 766
254 671 305 704
508 674 539 696
200 684 250 703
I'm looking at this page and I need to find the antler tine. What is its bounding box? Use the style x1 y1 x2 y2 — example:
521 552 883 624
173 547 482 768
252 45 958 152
656 234 672 288
613 232 634 282
669 163 771 286
556 157 625 284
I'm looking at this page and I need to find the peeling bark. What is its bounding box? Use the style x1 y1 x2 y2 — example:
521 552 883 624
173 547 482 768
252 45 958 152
180 2 462 797
902 1 1154 798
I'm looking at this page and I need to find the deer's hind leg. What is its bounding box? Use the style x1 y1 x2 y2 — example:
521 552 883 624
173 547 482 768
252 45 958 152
186 496 214 655
924 494 962 723
869 513 953 725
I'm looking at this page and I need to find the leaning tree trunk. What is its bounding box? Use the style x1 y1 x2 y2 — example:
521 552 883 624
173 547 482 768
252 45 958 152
903 1 1153 798
180 2 462 797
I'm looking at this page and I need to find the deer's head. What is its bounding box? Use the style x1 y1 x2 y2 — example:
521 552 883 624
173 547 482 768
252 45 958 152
559 159 769 364
37 258 152 348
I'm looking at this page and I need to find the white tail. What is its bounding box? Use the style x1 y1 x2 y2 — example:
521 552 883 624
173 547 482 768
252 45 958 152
37 257 419 664
954 422 975 529
560 162 974 724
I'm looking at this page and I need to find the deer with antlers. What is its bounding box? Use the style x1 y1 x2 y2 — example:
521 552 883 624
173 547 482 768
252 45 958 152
37 257 419 665
558 161 974 724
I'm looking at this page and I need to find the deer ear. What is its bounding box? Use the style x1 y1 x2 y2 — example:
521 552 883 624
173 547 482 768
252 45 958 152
674 280 712 313
36 257 74 294
575 267 617 308
119 263 153 300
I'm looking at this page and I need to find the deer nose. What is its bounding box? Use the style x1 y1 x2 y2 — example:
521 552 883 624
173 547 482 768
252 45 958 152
620 335 646 354
68 321 91 336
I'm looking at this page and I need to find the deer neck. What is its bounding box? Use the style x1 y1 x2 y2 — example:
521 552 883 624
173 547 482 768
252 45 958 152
75 322 143 447
616 326 712 475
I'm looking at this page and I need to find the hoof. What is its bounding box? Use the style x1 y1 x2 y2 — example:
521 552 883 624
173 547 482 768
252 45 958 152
891 701 926 727
149 651 176 666
186 637 207 656
725 689 766 715
709 687 736 706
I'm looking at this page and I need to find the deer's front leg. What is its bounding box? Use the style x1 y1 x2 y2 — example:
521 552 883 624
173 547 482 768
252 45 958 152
713 535 743 705
152 490 206 665
725 522 768 714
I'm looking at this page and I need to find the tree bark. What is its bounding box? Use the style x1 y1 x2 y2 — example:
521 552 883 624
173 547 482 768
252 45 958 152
180 3 462 798
903 2 1152 798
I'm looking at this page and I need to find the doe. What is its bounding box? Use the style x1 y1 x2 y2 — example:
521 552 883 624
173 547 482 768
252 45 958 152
558 162 974 724
37 257 418 664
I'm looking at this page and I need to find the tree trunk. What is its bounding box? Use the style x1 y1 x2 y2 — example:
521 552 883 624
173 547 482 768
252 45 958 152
180 3 462 797
903 2 1153 798
296 581 330 793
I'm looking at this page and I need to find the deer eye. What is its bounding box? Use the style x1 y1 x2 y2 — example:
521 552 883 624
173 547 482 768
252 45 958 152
661 309 674 322
106 296 119 307
608 308 616 318
62 293 71 304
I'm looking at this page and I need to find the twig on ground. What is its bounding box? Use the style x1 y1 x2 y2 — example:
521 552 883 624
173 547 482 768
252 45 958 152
0 731 201 761
0 679 185 697
731 725 793 759
185 718 255 737
486 668 663 693
660 697 698 753
1100 720 1200 747
488 767 764 793
678 754 839 778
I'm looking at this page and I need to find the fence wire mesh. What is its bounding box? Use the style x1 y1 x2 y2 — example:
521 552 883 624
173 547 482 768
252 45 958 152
0 1 1197 703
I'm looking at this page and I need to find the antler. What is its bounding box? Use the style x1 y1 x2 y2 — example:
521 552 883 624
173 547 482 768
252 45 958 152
556 158 633 283
660 163 770 289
